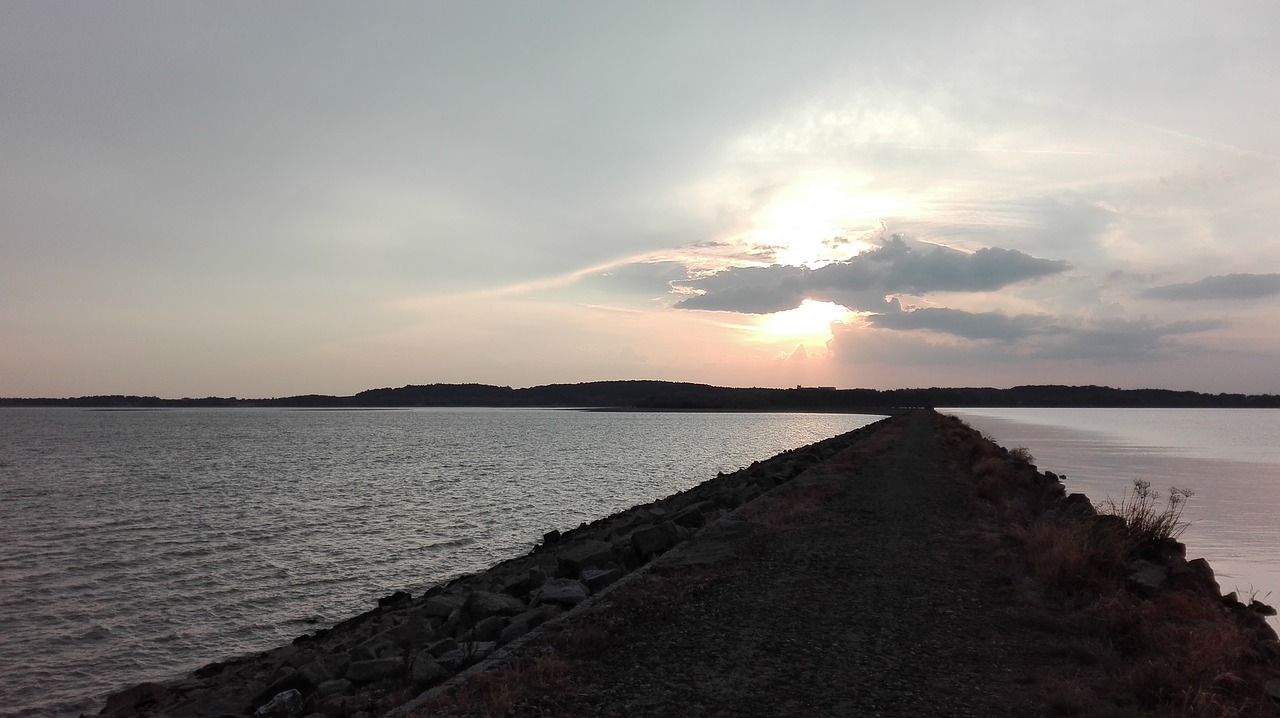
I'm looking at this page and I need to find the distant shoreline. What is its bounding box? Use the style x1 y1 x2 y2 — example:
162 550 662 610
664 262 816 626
2 380 1278 410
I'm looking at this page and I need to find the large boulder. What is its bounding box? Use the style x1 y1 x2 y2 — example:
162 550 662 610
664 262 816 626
630 521 682 559
581 568 622 592
556 540 616 576
463 591 527 620
1168 556 1220 595
253 689 303 718
408 652 450 687
1126 559 1167 595
498 605 562 644
422 593 465 618
532 578 589 607
345 658 402 684
99 683 174 717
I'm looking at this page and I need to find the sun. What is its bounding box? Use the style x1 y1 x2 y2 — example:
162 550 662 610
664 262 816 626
749 178 905 267
755 299 853 338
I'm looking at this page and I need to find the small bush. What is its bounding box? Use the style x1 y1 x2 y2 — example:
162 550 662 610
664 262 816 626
1010 446 1036 464
1096 480 1194 549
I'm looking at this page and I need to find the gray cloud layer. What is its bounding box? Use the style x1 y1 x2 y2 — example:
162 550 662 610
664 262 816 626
674 236 1071 314
865 303 1057 340
1143 273 1280 301
836 310 1223 365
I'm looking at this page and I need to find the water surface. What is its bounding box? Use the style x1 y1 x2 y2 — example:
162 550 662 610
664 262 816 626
0 407 879 717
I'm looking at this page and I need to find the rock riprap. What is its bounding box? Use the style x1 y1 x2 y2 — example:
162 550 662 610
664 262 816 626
95 416 889 717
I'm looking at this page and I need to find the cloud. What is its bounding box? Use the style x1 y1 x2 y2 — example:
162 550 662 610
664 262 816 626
834 308 1224 366
865 301 1057 340
1143 273 1280 301
673 264 810 313
674 236 1070 314
1028 318 1225 363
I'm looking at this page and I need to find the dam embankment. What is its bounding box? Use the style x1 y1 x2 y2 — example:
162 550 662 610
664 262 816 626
98 410 1280 717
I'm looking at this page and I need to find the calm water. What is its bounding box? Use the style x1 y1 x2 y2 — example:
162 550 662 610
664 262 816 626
949 408 1280 618
0 408 880 717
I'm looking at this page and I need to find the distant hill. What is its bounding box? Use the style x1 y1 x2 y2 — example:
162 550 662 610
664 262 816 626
2 381 1278 409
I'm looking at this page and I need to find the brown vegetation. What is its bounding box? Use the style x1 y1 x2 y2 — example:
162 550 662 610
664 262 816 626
975 464 1278 714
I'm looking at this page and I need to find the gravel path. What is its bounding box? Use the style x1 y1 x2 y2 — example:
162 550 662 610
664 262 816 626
427 410 1098 717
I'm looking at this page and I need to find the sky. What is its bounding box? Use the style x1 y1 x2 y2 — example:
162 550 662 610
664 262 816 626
4 2 1280 398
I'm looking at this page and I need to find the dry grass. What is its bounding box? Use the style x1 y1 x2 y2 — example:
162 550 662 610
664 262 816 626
1091 591 1275 718
742 482 840 530
417 653 573 718
1096 480 1194 549
1040 674 1098 715
942 415 1276 718
1019 519 1127 596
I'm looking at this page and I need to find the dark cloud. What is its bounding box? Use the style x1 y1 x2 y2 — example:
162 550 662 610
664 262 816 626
1028 318 1225 363
834 309 1224 366
675 264 808 313
675 236 1070 313
865 301 1057 340
1143 273 1280 301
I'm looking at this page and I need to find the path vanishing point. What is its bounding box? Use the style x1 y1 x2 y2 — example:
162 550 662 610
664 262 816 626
98 410 1280 718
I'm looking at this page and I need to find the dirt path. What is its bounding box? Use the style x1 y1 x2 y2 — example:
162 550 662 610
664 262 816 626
426 411 1094 717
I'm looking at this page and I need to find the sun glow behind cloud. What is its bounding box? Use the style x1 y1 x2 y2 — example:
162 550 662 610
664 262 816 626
753 299 854 339
739 179 902 267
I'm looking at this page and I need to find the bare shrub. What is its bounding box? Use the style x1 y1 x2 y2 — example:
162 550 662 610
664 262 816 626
1096 480 1194 548
1009 446 1035 464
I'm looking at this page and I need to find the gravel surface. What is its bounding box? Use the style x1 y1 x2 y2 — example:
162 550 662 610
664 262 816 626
425 411 1106 717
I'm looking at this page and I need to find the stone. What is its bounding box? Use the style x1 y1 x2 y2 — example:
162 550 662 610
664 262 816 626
409 651 450 687
350 635 397 662
1060 492 1097 518
532 577 589 606
99 682 174 716
345 658 402 684
672 502 711 528
438 642 496 671
422 594 464 618
581 568 622 592
495 570 531 597
377 590 412 608
462 591 527 620
630 521 682 558
1126 559 1167 595
311 693 358 718
1250 599 1278 617
427 636 459 657
466 614 508 641
254 689 304 718
498 605 561 644
296 653 350 689
313 679 352 698
1168 555 1219 596
556 540 616 576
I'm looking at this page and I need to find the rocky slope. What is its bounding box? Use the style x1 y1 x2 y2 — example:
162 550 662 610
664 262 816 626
97 410 1280 717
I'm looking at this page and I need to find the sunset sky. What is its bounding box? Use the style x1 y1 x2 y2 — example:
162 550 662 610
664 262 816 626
4 2 1280 398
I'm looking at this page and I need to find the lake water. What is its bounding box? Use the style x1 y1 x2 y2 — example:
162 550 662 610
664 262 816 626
948 408 1280 621
0 408 881 718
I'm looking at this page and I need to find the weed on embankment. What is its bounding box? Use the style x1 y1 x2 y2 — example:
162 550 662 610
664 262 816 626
939 413 1280 718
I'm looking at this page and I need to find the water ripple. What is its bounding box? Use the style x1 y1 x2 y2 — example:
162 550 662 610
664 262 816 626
0 407 877 717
